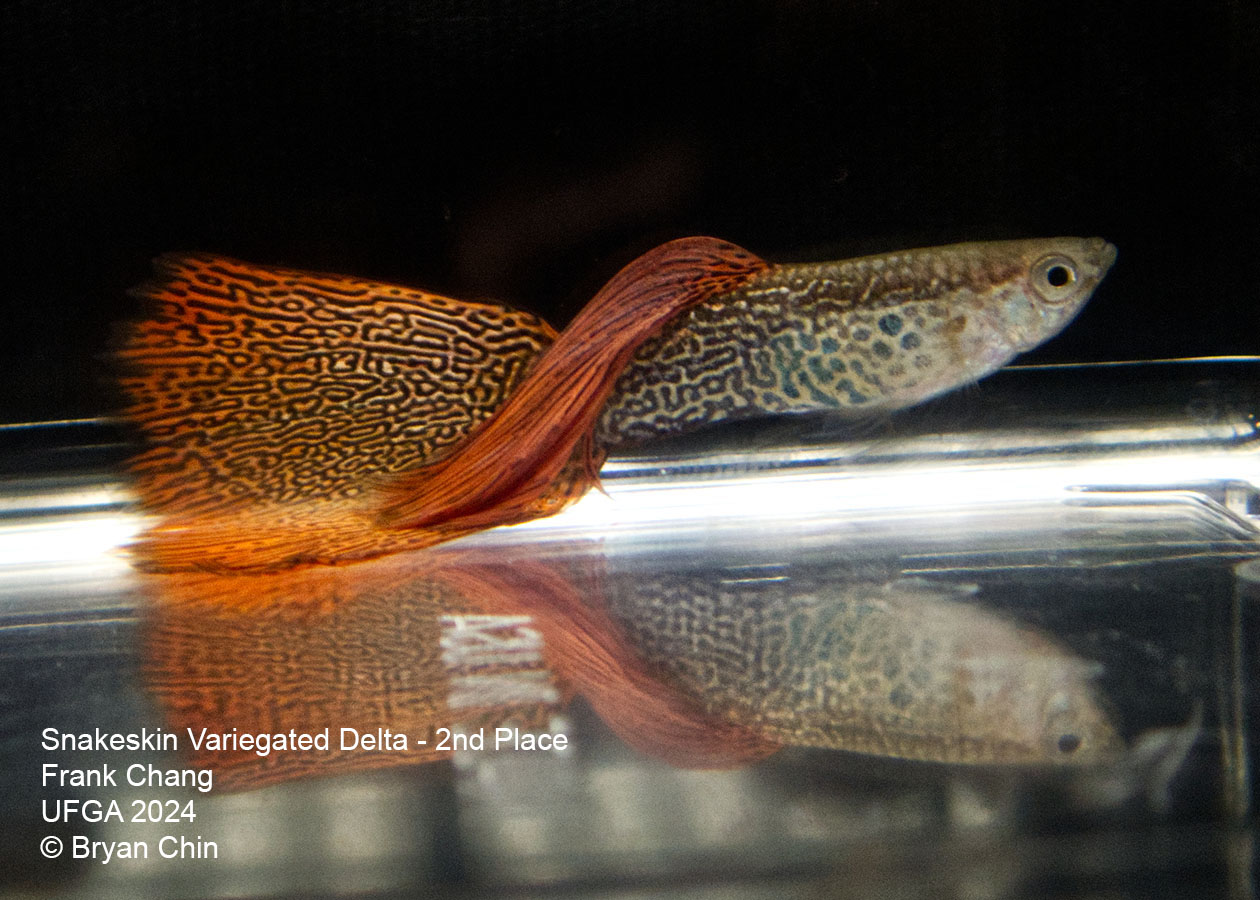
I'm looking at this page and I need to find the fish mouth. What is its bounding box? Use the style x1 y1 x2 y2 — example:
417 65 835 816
1085 237 1118 276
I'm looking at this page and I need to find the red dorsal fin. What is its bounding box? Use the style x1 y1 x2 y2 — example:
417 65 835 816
373 237 768 531
117 254 555 572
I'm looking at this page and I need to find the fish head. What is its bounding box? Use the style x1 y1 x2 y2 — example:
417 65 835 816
925 592 1126 767
1034 671 1126 765
982 235 1116 353
956 647 1125 766
848 236 1116 409
942 236 1116 377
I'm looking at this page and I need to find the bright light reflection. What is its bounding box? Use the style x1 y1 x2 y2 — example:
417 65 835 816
0 510 143 572
0 438 1256 567
517 443 1260 536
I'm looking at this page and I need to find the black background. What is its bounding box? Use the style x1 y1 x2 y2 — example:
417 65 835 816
1 0 1257 424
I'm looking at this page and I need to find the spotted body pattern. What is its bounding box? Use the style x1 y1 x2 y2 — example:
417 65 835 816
597 238 1115 446
602 572 1120 765
120 254 556 514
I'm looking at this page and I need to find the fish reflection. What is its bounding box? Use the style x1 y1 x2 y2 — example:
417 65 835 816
599 572 1122 766
140 550 1119 790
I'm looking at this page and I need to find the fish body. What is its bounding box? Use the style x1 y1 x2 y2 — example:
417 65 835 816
598 237 1115 445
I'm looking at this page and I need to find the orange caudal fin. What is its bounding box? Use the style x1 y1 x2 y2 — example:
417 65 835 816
116 254 556 572
373 237 768 532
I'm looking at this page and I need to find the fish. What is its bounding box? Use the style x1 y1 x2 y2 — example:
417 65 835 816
117 236 1114 573
600 573 1122 766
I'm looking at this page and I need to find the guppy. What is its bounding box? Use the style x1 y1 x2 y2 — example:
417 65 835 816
117 236 1115 572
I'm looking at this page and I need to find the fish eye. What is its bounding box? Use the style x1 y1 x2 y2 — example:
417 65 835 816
1046 265 1072 287
1057 733 1082 754
1030 255 1080 304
